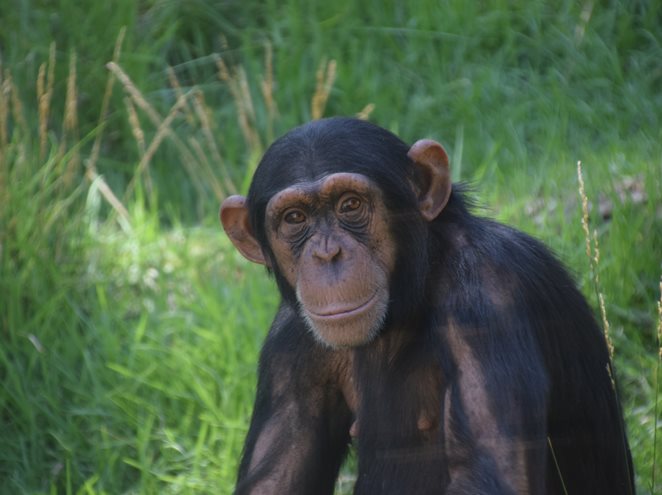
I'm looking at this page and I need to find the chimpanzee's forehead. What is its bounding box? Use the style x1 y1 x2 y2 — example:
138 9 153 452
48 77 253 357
255 123 409 187
261 155 380 186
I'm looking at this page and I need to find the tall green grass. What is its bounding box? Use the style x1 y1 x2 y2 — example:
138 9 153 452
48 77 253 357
1 1 660 493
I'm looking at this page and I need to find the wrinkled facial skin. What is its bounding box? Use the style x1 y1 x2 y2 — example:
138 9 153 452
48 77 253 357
265 172 396 347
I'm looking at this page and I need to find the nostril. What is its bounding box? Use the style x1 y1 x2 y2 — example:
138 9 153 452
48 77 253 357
328 244 341 261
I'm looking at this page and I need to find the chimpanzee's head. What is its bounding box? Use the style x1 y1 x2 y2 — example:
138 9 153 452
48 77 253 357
221 118 451 347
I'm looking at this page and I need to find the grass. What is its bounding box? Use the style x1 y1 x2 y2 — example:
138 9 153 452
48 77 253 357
0 1 661 493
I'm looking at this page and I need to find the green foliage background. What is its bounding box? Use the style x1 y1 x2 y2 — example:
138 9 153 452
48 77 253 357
0 1 660 493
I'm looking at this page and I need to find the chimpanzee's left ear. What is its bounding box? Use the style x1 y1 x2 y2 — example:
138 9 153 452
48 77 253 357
407 139 452 221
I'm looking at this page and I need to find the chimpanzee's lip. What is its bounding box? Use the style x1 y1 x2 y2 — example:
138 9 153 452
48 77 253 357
308 292 378 321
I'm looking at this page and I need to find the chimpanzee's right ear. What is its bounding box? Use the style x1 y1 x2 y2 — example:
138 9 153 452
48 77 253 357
220 196 268 266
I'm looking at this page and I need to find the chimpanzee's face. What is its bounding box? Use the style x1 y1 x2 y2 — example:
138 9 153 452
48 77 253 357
264 172 396 348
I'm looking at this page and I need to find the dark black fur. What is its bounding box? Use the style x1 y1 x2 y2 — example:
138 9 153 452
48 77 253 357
234 118 634 494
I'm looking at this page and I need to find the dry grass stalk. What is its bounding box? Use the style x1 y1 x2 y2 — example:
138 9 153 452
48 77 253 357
238 67 257 125
47 43 56 105
216 55 231 81
577 161 592 259
8 70 29 137
182 136 214 200
356 103 376 120
188 136 221 199
62 51 80 185
85 169 132 226
0 64 8 151
63 52 79 135
574 1 594 45
547 437 569 495
87 27 125 177
191 90 235 198
125 90 192 199
37 62 47 158
167 66 196 125
260 42 278 141
219 34 229 51
108 61 207 197
311 59 336 120
216 57 261 153
93 173 131 224
37 43 56 160
592 231 614 358
125 96 146 155
124 96 151 194
0 63 6 197
654 276 662 493
81 28 132 225
107 61 163 126
577 161 615 363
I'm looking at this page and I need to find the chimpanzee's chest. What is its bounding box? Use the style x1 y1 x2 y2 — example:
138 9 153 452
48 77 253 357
343 336 447 449
341 339 450 492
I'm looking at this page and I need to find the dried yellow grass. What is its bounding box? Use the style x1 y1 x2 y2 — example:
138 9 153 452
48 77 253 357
657 277 662 360
0 61 6 201
216 57 262 153
8 70 28 137
107 61 162 125
188 136 216 193
654 276 662 495
79 28 133 225
37 63 46 153
577 160 614 360
110 58 243 201
125 90 192 199
167 66 196 125
37 74 48 156
577 163 641 495
108 47 368 208
0 60 8 151
125 96 146 155
311 59 336 120
108 61 208 198
574 1 594 45
63 52 79 136
191 90 235 198
87 27 125 177
260 42 278 141
37 43 56 160
62 51 80 185
356 103 376 121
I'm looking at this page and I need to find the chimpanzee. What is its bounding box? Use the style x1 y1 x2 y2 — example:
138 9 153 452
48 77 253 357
220 117 634 494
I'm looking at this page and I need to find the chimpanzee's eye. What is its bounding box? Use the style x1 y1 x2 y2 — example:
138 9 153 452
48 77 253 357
339 197 362 213
284 209 306 224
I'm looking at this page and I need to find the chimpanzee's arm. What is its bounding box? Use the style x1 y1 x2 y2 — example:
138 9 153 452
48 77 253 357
438 222 633 495
234 304 352 495
442 319 549 495
440 258 551 494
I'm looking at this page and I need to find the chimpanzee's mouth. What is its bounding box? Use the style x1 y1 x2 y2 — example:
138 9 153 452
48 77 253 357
307 291 379 321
